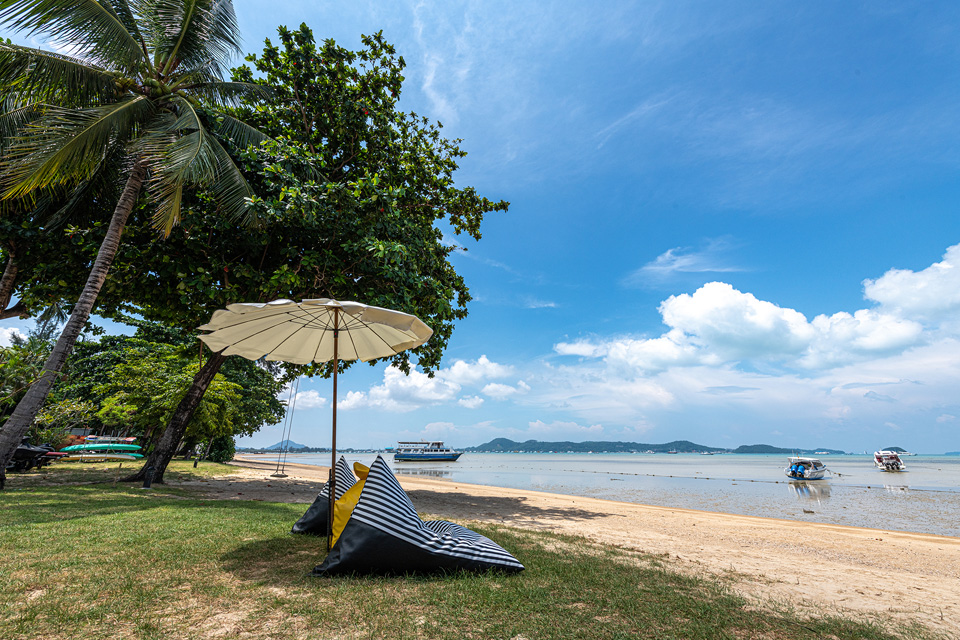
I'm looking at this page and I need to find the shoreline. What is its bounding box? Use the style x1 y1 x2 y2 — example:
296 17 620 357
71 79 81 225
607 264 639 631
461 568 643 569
226 455 959 634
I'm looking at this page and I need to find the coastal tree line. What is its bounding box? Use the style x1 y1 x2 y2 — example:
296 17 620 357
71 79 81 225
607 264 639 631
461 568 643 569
0 1 507 487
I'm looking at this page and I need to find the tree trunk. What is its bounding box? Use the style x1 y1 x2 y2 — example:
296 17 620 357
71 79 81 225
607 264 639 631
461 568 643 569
0 162 146 489
0 251 28 320
123 351 228 484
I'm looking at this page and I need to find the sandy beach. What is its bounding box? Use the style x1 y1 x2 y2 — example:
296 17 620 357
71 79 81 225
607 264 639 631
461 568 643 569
212 456 958 635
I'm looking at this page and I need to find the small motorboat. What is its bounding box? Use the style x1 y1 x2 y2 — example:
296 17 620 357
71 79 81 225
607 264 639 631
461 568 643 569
784 456 829 480
874 450 906 471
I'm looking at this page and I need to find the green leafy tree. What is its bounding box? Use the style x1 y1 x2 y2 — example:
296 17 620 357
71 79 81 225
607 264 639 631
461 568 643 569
30 397 94 447
0 316 56 420
49 324 284 449
205 433 235 463
107 26 507 483
92 346 244 447
0 0 270 487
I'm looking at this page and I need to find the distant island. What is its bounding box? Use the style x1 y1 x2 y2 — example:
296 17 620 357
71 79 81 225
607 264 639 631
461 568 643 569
238 441 380 454
263 439 307 451
465 438 846 455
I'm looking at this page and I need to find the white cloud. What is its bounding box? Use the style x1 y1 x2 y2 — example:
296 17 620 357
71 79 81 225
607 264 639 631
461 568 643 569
524 297 558 309
659 282 814 360
341 367 460 412
558 280 929 374
0 327 23 347
801 309 923 368
289 389 328 409
334 355 514 413
554 340 602 358
528 420 604 437
482 380 530 399
458 395 485 409
864 243 960 320
440 355 513 385
624 237 745 286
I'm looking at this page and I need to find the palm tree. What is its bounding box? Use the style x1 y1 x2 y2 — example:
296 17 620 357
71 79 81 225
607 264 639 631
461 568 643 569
0 0 269 487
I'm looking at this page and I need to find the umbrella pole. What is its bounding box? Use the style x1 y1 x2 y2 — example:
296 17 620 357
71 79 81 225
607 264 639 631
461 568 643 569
327 310 340 551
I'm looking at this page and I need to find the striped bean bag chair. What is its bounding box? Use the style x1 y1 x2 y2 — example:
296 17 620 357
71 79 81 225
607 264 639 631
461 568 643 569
290 456 357 535
312 455 524 575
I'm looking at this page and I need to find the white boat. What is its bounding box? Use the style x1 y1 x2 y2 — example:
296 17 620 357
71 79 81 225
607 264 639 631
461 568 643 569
394 441 463 462
784 456 829 480
874 450 906 471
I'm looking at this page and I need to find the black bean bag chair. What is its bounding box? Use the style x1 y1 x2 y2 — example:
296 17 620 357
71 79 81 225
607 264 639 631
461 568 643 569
312 455 524 575
290 456 357 535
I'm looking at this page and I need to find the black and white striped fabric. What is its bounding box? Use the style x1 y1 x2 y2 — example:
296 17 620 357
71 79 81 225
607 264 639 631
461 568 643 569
312 455 524 575
291 457 357 535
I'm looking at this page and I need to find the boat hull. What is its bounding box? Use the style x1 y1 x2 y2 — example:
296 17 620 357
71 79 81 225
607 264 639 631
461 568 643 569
874 451 906 471
394 452 463 462
784 469 827 480
784 457 828 480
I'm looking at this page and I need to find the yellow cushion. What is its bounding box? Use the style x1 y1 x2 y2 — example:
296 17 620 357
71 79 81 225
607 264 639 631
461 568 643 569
331 462 370 547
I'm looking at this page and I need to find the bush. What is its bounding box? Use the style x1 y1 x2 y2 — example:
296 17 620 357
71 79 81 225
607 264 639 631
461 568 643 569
207 435 236 463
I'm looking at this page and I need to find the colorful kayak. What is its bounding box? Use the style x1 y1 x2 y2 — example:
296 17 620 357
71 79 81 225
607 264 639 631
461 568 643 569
61 443 142 452
60 453 144 462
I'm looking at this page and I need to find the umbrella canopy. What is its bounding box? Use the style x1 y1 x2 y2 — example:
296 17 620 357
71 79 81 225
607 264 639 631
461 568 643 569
197 298 432 548
197 298 432 364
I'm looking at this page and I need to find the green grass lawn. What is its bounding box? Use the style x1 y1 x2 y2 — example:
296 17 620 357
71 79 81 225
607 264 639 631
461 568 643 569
0 463 942 640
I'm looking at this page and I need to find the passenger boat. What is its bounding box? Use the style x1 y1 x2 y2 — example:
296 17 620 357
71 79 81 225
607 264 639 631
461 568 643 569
393 441 463 462
784 456 829 480
874 450 906 471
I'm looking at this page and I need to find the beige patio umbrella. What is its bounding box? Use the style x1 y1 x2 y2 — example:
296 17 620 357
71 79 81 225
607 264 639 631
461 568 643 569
198 298 433 546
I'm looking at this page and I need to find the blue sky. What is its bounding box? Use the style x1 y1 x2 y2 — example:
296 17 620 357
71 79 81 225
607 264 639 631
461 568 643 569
4 2 960 452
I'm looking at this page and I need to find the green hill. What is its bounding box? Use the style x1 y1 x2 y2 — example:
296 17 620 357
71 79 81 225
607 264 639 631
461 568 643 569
467 439 719 453
467 440 846 454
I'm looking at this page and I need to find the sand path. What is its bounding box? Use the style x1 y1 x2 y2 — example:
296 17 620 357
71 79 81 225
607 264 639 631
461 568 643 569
210 457 958 635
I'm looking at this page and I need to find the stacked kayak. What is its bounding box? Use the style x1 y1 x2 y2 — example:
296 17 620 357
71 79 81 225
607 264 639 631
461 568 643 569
60 437 144 462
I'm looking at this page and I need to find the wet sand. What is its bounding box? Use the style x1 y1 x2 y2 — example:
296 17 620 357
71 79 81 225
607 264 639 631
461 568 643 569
218 456 959 635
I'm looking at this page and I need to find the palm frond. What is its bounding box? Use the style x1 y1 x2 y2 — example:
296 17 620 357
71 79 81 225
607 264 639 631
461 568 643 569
152 0 241 78
142 95 253 234
205 130 255 224
0 0 145 71
0 43 117 107
175 80 273 108
143 95 216 233
106 0 145 49
43 138 129 227
0 96 42 146
212 113 270 149
1 95 154 197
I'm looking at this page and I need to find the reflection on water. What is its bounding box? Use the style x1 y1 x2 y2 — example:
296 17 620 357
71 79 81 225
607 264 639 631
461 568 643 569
789 481 831 503
394 468 452 478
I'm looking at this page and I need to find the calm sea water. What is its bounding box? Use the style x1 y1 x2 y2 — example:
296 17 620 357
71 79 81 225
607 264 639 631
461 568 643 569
277 452 960 537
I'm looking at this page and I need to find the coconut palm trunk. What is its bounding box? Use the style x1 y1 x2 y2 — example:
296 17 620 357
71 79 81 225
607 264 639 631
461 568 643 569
0 251 28 320
0 162 145 488
124 350 228 484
